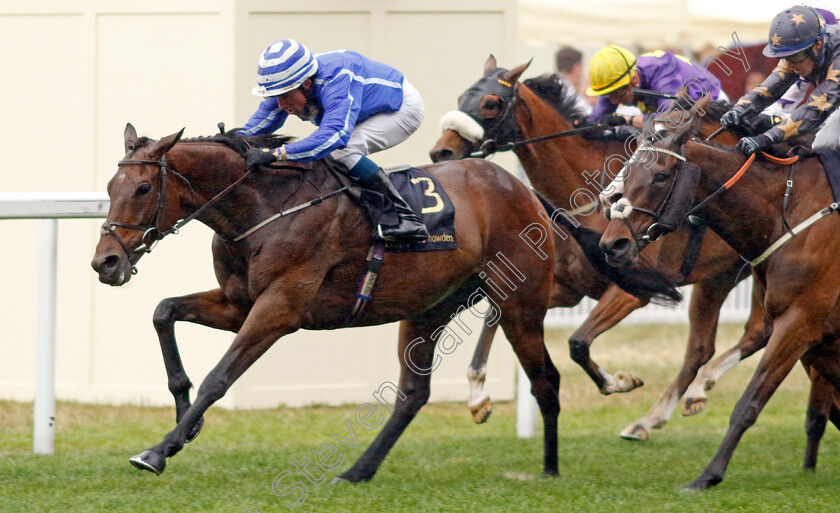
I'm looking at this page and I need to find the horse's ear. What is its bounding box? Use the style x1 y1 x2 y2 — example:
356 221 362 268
691 93 712 118
501 59 532 85
484 55 497 75
124 123 138 153
672 116 696 146
155 127 185 155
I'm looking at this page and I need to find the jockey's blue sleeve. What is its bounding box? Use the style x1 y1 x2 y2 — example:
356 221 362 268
284 71 364 160
239 98 289 136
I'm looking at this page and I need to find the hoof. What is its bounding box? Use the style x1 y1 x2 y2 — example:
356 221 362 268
129 450 166 475
185 416 205 443
470 396 492 424
683 474 721 492
619 423 649 441
682 397 707 416
614 371 644 393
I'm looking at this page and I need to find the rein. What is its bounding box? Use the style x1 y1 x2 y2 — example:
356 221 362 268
107 153 350 274
469 123 614 158
622 142 837 268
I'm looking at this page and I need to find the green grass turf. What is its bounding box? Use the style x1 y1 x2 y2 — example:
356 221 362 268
1 323 837 512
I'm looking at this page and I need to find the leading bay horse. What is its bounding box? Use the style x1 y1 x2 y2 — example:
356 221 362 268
90 124 563 480
429 56 768 440
599 95 840 489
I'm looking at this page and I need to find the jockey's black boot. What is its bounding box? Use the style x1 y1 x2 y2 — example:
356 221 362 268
361 169 430 242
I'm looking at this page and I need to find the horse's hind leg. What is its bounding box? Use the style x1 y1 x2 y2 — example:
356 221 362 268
467 322 497 424
500 308 560 476
799 339 840 470
802 363 832 470
621 274 734 441
339 316 441 483
684 281 769 415
152 288 247 442
568 284 646 395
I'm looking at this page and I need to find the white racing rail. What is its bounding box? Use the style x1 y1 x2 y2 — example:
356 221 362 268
0 192 109 454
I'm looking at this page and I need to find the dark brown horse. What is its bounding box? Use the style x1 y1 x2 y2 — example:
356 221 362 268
599 95 840 489
90 123 563 480
429 56 769 440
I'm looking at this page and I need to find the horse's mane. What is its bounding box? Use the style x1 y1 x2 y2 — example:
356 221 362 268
532 192 682 305
182 129 296 156
522 74 588 121
668 97 731 122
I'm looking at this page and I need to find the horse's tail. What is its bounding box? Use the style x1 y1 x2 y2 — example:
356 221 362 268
533 191 683 305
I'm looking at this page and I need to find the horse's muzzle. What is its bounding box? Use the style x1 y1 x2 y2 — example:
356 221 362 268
599 237 639 267
91 250 133 286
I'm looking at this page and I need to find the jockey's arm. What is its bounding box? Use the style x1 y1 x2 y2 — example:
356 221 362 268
283 72 365 161
239 98 290 136
733 61 798 120
765 75 840 143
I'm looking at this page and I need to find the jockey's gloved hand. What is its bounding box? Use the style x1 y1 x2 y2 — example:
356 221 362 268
749 114 783 133
720 109 747 131
735 134 772 156
570 113 591 128
245 147 278 169
598 114 627 126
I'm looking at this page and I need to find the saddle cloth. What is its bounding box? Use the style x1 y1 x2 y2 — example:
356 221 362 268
359 166 457 252
815 148 840 207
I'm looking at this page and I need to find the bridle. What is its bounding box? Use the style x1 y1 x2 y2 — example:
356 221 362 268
104 155 251 274
456 70 618 158
105 150 352 276
457 69 521 156
608 144 692 249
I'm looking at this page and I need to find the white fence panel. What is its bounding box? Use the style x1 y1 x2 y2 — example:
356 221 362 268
545 280 754 328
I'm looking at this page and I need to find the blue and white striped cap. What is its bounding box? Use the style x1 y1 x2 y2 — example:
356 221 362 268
252 39 319 97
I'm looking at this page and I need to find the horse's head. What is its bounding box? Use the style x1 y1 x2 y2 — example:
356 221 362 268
599 95 711 267
429 55 530 162
91 123 186 285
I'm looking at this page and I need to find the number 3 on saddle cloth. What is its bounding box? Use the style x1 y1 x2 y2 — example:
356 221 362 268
357 166 458 252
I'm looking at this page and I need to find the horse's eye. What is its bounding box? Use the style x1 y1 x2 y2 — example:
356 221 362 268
652 173 668 184
135 183 152 197
484 100 501 110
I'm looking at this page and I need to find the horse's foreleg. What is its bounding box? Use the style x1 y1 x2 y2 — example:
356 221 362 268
568 285 646 395
152 288 247 441
685 310 819 491
467 322 498 424
684 281 770 415
339 318 438 483
621 278 731 440
130 293 295 475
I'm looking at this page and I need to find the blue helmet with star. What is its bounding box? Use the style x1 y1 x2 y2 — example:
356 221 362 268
763 5 827 58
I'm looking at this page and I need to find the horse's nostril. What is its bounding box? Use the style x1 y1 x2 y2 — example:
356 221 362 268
609 193 623 204
610 238 632 255
101 254 120 271
431 149 453 162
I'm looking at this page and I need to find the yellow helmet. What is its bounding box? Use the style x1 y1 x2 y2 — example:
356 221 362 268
586 45 637 96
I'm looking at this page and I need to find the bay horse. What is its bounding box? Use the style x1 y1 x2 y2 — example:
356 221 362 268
91 123 564 480
599 95 840 489
429 56 768 441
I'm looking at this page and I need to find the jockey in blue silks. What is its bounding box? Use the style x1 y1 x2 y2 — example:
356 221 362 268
241 39 428 242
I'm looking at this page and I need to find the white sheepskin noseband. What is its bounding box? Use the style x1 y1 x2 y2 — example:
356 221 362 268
609 198 634 220
439 110 485 143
